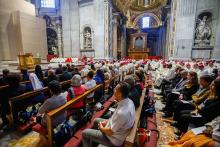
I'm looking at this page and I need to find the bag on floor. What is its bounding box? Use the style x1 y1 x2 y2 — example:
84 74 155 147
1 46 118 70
77 110 93 127
53 120 72 146
141 96 156 117
137 128 159 147
18 111 32 124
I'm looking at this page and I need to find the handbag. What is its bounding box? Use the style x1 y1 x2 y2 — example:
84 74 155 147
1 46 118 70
77 110 93 127
68 88 75 99
137 128 151 147
137 128 159 147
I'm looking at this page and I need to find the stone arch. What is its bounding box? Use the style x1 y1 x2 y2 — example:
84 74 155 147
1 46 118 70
133 12 162 29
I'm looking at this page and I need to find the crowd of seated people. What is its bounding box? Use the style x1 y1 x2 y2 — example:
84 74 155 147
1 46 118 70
2 58 219 146
0 59 131 128
148 59 220 146
0 74 26 129
0 59 146 147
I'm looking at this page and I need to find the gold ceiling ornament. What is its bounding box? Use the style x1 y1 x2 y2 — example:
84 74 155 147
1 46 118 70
113 0 165 28
130 0 167 12
113 0 166 13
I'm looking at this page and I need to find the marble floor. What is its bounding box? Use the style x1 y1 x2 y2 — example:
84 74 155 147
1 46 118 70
154 94 175 147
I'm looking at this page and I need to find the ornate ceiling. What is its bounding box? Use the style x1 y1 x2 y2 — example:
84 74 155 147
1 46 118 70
113 0 167 28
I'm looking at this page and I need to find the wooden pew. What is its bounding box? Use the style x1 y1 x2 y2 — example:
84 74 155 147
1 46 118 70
7 66 123 125
46 84 103 146
124 88 146 147
46 75 119 147
8 79 72 125
0 65 85 90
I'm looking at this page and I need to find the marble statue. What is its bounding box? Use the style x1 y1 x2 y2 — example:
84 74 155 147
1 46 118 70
195 16 212 46
84 30 92 49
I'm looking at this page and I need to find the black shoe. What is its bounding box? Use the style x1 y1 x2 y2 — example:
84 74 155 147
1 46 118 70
162 113 172 118
0 124 9 131
171 122 178 127
174 129 182 136
159 107 166 112
161 99 166 103
174 135 181 140
159 107 167 112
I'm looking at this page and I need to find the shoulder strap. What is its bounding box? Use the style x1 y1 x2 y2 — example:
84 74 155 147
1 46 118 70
68 88 75 99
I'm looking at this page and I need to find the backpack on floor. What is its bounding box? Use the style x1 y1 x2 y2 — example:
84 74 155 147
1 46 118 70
53 120 73 147
141 96 156 117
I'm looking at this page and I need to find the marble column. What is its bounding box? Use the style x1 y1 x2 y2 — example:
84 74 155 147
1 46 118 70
57 24 63 57
104 0 109 59
120 25 126 58
112 14 118 59
61 0 80 57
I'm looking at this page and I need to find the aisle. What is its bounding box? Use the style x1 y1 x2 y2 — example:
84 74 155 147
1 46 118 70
154 94 175 147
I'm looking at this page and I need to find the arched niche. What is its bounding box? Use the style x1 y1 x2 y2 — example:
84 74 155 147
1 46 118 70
133 12 162 29
80 25 94 50
43 15 59 55
194 11 213 47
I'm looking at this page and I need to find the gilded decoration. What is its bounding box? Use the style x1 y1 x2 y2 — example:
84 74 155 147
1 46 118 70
113 0 165 28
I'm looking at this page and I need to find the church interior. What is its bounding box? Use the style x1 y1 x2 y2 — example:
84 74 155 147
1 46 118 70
0 0 220 147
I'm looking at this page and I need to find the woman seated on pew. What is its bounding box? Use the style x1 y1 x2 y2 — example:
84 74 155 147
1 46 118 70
44 65 53 77
55 64 63 75
135 70 145 90
59 65 72 82
44 69 59 86
29 73 43 90
162 71 199 118
20 68 29 81
94 69 105 84
124 75 141 109
90 64 96 74
0 69 10 86
66 74 86 109
83 71 96 103
35 65 44 83
37 80 66 127
0 74 26 130
72 67 81 76
174 79 220 136
103 66 112 80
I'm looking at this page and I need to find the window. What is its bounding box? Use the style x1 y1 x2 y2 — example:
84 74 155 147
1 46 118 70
41 0 55 8
142 17 150 28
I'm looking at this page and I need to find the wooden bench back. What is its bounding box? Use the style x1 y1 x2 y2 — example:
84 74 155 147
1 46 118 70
0 65 85 91
124 88 146 147
46 76 118 146
8 80 72 124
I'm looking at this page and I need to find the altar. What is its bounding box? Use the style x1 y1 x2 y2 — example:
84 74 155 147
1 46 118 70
128 32 149 59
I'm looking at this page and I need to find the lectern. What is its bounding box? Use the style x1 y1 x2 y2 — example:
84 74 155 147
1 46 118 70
18 53 35 69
